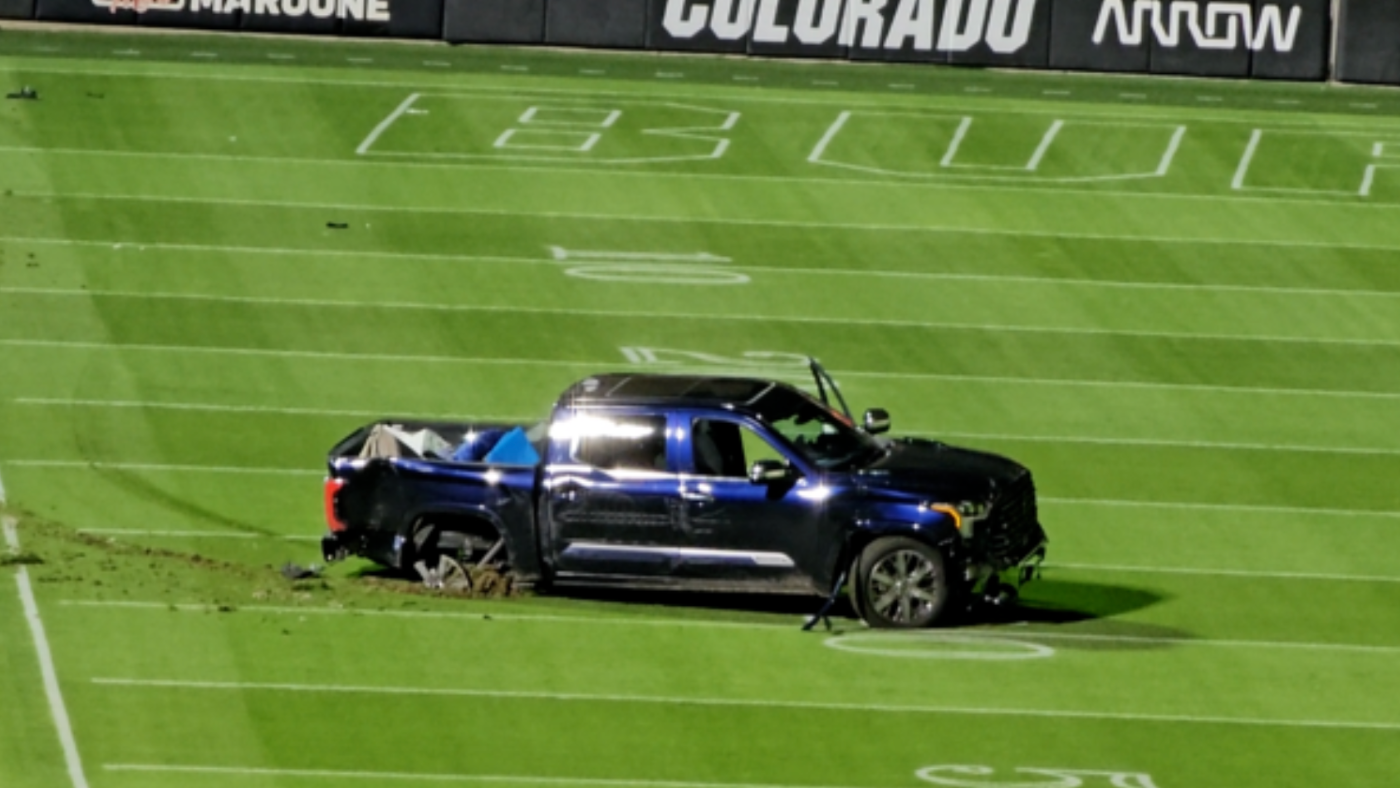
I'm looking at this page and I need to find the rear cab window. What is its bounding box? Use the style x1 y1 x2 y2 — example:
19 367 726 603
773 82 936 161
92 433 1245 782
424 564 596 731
553 413 670 472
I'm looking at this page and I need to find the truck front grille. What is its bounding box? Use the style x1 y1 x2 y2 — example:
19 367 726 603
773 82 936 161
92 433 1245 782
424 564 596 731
980 472 1047 569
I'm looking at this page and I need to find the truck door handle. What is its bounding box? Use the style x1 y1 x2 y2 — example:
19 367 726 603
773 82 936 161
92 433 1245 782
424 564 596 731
680 491 713 503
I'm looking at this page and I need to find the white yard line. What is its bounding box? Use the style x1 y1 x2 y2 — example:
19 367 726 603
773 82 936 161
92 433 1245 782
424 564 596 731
5 519 91 788
89 677 1400 730
1232 129 1262 190
1047 562 1400 584
9 189 1400 253
6 347 1400 403
1156 126 1186 176
355 93 420 156
806 111 850 163
940 117 973 168
1361 165 1378 198
1025 120 1064 172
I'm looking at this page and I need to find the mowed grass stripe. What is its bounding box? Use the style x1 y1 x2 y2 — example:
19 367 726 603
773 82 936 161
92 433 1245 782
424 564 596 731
98 763 904 788
16 464 1400 580
87 678 1400 731
6 350 1398 464
5 339 1399 404
0 460 320 476
7 359 1400 445
7 286 1400 346
4 143 1399 213
12 191 1400 253
63 601 1400 642
5 462 1397 520
10 212 1400 294
13 399 1400 457
8 252 1400 299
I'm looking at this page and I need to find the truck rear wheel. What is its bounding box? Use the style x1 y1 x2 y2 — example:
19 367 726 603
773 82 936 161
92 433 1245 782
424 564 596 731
415 553 471 592
410 517 511 595
851 537 951 629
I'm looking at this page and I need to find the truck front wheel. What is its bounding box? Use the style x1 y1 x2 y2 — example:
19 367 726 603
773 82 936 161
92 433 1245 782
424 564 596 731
852 537 951 629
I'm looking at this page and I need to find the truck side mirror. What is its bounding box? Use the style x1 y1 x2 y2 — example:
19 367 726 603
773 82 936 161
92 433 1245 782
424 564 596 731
863 408 891 435
749 459 791 484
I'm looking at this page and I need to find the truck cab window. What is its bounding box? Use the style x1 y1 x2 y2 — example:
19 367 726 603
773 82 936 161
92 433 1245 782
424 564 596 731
692 419 786 478
566 414 668 472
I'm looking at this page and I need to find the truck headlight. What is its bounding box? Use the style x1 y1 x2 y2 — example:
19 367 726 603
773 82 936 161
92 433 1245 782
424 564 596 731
922 499 992 536
956 500 991 520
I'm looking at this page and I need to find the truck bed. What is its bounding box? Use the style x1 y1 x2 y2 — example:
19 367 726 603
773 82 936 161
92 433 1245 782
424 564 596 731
329 420 547 466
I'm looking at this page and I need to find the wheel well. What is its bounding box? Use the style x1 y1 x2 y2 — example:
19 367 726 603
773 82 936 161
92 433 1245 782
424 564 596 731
839 529 958 584
410 512 507 564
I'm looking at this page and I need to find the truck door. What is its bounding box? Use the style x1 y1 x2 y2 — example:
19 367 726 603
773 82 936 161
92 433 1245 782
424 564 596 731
542 411 685 578
678 416 829 591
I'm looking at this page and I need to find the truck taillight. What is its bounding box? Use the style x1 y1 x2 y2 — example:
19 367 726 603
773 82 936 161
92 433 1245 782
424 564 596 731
324 477 347 532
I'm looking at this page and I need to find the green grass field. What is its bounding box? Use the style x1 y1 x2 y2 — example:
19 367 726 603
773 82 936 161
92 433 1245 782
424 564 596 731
3 24 1400 788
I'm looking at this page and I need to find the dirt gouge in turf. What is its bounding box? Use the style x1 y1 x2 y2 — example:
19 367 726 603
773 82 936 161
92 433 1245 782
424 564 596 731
321 359 1047 628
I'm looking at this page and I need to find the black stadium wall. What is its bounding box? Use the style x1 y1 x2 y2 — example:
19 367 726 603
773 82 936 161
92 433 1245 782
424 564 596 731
22 0 445 37
0 0 1395 88
1336 0 1400 85
0 0 35 19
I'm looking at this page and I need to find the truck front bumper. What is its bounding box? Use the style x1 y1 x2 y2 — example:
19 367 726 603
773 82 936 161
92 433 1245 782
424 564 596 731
967 540 1046 606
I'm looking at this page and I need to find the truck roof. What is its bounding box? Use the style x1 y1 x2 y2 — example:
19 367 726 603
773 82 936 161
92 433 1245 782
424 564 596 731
557 374 778 409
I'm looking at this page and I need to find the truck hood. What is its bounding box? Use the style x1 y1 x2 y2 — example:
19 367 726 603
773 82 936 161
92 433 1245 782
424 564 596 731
850 437 1028 501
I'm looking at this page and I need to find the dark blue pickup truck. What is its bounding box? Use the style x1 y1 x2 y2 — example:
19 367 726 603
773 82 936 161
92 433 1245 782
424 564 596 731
321 362 1047 628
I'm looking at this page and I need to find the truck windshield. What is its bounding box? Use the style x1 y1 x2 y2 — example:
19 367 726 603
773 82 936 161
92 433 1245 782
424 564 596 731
752 386 881 469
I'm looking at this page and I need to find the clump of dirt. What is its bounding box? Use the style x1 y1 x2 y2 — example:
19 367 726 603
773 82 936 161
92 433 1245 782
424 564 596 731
0 552 44 566
358 566 520 599
469 567 516 597
3 510 523 612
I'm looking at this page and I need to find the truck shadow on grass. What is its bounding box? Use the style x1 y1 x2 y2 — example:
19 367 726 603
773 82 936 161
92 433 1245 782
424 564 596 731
970 579 1194 649
352 568 1192 648
552 578 1188 648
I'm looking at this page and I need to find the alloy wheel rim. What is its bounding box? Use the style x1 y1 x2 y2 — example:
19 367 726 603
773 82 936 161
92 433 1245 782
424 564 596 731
868 549 940 624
